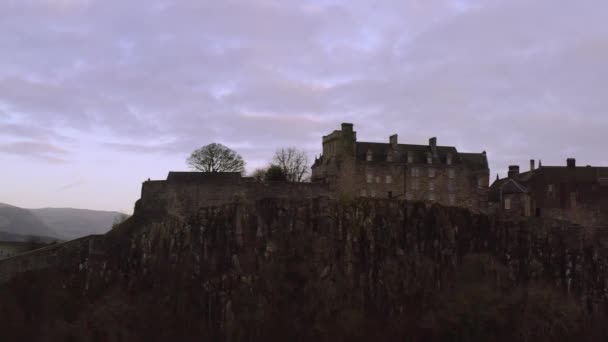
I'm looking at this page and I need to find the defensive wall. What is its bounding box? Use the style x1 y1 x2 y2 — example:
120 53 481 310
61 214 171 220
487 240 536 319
0 234 105 285
136 172 332 215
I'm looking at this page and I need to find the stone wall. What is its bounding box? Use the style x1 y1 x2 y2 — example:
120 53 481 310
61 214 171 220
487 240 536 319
0 235 105 285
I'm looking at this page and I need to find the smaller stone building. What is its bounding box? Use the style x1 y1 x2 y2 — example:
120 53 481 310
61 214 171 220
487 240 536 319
489 159 608 225
311 123 490 211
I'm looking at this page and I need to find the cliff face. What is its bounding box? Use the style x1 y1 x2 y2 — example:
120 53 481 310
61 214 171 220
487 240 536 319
1 198 608 341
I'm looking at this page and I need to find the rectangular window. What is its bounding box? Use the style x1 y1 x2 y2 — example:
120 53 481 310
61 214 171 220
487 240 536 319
360 189 367 197
428 193 435 201
405 192 412 201
449 194 456 205
407 152 413 163
370 189 376 197
570 192 576 208
429 182 435 191
366 173 373 183
504 198 511 210
411 168 419 177
477 177 485 189
385 175 392 184
449 169 455 179
366 151 373 161
375 176 381 183
447 154 452 165
412 179 420 190
387 153 392 162
547 184 554 192
427 155 432 164
428 168 436 178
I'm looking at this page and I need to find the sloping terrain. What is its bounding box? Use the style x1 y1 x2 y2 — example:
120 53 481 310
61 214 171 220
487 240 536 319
31 207 122 240
0 199 607 341
0 203 58 240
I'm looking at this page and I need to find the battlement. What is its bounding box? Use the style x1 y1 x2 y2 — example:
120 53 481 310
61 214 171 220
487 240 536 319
137 172 331 216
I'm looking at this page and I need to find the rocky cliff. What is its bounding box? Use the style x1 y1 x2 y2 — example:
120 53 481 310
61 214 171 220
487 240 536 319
1 198 607 341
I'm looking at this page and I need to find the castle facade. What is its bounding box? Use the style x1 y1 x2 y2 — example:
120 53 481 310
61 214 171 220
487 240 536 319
311 123 490 211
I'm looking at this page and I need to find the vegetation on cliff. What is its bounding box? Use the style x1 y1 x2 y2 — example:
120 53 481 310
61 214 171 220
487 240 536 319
0 199 607 341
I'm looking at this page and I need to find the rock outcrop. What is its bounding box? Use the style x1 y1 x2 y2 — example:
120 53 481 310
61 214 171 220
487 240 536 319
1 198 608 341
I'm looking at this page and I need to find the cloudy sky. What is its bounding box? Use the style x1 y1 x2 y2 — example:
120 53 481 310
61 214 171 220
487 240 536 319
1 0 607 212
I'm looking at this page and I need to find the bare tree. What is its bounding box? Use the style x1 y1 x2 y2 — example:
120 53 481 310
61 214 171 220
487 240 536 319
250 167 268 182
187 143 246 173
272 147 309 182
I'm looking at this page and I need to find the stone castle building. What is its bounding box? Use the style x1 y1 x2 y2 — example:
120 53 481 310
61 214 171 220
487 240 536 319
489 159 608 226
311 123 490 211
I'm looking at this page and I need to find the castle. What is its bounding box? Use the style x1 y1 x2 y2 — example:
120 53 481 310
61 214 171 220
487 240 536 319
311 123 490 211
137 122 607 226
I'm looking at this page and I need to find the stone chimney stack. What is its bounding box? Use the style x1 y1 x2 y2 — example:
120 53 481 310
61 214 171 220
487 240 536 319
389 134 398 148
429 137 437 156
567 158 576 168
341 123 353 132
530 159 535 171
508 165 520 178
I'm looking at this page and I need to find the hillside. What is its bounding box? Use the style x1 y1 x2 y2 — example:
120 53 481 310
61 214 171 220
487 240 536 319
31 207 123 240
0 203 122 241
0 198 607 341
0 203 58 240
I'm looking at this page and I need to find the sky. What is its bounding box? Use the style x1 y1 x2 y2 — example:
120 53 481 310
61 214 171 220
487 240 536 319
1 0 607 213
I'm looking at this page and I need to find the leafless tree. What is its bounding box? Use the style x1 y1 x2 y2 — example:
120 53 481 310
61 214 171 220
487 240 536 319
272 147 309 182
250 168 268 182
187 143 246 173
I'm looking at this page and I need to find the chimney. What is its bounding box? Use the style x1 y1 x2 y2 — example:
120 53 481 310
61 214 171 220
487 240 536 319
429 137 437 156
341 123 353 132
530 159 535 171
567 158 576 168
389 134 398 148
508 165 520 178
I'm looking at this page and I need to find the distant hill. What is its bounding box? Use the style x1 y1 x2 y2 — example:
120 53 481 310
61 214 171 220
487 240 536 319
0 203 123 241
0 203 58 240
31 207 123 240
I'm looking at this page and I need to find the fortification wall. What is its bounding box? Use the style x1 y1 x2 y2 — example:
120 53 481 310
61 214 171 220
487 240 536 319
137 176 331 216
0 235 105 285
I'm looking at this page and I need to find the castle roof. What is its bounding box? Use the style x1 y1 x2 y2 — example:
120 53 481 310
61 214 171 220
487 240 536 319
355 141 487 169
166 172 242 183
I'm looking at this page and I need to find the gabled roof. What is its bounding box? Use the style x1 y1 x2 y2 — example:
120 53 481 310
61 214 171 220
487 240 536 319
489 177 528 202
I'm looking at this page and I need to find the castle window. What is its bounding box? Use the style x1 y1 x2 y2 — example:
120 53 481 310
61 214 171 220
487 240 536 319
411 168 420 177
428 193 436 201
375 176 381 183
405 192 412 200
449 194 456 205
448 169 455 179
429 182 435 191
366 150 373 162
570 192 576 208
428 168 436 178
371 189 376 197
387 153 393 162
360 189 367 197
504 198 511 210
412 179 420 190
427 153 432 164
477 177 485 189
407 152 413 163
366 173 373 183
385 175 392 184
447 154 453 165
